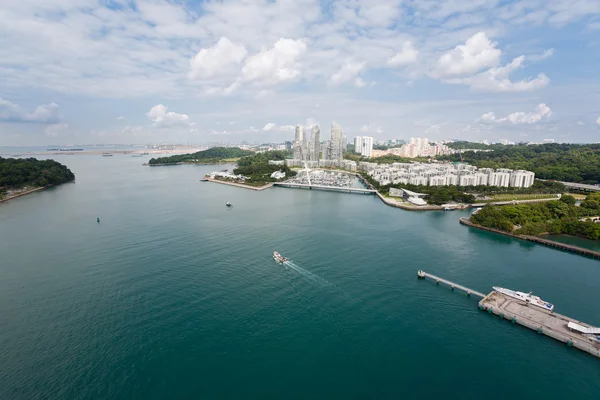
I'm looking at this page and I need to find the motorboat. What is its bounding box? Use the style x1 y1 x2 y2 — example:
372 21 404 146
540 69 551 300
273 251 287 264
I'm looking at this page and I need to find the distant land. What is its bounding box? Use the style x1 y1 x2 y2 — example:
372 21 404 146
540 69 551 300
148 147 254 165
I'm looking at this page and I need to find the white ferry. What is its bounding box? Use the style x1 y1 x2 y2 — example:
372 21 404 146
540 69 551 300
493 286 554 311
273 251 287 264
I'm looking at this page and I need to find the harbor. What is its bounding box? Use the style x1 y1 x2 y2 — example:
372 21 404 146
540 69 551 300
418 270 600 359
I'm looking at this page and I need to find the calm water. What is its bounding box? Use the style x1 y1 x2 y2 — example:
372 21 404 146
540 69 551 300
544 234 600 252
1 155 599 399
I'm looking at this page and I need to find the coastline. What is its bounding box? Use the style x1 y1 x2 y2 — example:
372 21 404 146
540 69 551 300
0 186 47 203
459 217 600 260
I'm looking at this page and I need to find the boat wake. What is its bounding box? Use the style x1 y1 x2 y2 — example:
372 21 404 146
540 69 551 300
282 260 331 287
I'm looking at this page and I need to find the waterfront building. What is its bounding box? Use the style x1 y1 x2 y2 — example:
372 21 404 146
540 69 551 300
329 122 344 161
311 125 321 162
357 136 373 157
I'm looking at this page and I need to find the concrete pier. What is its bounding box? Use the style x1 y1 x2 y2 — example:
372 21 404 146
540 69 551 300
272 182 376 194
418 270 600 359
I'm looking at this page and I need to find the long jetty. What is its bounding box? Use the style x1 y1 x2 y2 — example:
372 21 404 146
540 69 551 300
418 270 600 359
417 270 485 298
272 182 376 194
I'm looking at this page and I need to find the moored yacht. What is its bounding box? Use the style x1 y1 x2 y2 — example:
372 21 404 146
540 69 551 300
493 286 554 311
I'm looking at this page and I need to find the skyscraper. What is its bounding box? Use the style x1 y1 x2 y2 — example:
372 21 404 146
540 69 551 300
355 136 373 157
311 125 321 161
330 122 343 160
293 125 305 160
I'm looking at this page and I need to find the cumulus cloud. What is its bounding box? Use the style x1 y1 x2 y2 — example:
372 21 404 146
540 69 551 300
597 117 600 126
189 37 247 79
529 48 555 61
387 41 418 67
0 98 60 123
44 123 68 137
117 116 125 120
330 62 366 86
436 32 501 77
263 122 295 132
480 104 552 124
446 55 550 92
360 123 383 133
241 38 307 85
146 104 194 127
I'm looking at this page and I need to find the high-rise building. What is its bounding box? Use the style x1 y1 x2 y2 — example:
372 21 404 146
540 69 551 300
359 136 374 157
293 125 305 160
329 122 344 160
284 141 292 151
311 125 321 161
354 136 363 153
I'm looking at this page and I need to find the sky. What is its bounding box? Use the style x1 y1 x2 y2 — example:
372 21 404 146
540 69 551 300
1 0 600 146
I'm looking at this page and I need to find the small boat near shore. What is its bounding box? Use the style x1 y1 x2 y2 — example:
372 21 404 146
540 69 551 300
273 251 287 264
493 286 554 311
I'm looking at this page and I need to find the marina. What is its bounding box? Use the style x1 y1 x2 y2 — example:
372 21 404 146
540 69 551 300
418 270 600 359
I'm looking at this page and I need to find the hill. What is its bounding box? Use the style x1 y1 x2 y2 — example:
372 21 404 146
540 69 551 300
148 147 254 165
0 157 75 197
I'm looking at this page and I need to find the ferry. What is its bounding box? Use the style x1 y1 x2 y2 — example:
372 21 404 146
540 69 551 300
493 286 554 311
273 251 287 264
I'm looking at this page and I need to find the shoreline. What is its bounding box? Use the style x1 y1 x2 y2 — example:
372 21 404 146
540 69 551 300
0 187 47 203
203 178 273 191
459 217 600 260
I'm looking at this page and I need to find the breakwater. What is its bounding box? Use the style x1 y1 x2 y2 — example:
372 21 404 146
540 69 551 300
203 177 273 191
459 218 600 260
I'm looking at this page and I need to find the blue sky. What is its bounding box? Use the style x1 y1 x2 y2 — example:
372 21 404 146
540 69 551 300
1 0 599 145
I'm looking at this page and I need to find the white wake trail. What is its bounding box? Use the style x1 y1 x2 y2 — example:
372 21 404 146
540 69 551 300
283 260 331 287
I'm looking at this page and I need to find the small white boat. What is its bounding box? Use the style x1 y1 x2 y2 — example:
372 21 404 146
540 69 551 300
493 286 554 311
226 202 232 207
273 251 287 264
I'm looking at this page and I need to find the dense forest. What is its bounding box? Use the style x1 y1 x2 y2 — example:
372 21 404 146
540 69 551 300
470 193 600 240
0 157 75 192
446 141 497 150
233 151 296 184
439 143 600 184
361 174 565 205
148 147 254 165
344 151 428 164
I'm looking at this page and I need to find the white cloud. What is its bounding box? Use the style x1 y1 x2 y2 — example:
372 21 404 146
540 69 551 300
447 56 550 92
480 103 552 124
146 104 193 127
331 62 366 86
240 38 307 85
596 117 600 126
0 98 60 123
360 123 383 134
387 41 418 67
44 123 68 137
189 37 247 79
263 122 277 131
436 32 501 77
117 116 125 120
529 48 555 61
279 125 296 132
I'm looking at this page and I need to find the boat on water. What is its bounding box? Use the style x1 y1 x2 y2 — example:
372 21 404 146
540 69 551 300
102 153 113 157
226 202 232 207
273 251 287 264
132 154 143 157
493 286 554 311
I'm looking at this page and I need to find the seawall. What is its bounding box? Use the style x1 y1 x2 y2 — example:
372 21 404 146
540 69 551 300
0 187 47 203
204 178 273 191
459 218 600 260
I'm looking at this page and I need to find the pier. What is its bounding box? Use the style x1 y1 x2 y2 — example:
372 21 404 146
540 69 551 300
418 270 600 359
272 182 376 194
417 270 485 298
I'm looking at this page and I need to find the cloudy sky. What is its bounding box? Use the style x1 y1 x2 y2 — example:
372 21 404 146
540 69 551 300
1 0 599 145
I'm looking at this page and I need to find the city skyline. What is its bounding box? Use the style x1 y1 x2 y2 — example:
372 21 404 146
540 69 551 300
2 1 600 146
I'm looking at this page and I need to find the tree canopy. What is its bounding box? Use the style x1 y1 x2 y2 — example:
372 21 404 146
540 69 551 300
148 147 254 165
233 151 296 184
470 193 600 240
439 143 600 184
0 157 75 189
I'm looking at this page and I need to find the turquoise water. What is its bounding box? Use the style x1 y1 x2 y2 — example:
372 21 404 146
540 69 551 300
544 234 600 252
1 155 599 399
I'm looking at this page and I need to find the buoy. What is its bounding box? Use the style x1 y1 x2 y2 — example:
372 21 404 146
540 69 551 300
97 217 100 223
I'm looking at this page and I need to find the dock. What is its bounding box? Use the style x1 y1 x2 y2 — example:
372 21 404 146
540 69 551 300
418 270 600 359
272 182 377 194
417 270 485 298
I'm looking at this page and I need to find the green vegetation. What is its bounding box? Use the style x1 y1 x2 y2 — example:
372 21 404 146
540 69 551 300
148 147 254 165
439 143 600 184
446 141 495 150
232 151 296 185
360 173 565 206
344 151 428 164
470 193 600 240
488 193 559 201
0 157 75 197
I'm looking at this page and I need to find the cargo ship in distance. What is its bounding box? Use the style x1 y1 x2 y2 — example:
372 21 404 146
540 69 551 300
273 251 287 264
493 286 554 311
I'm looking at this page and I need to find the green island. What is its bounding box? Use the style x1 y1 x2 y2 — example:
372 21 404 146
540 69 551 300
470 193 600 240
440 143 600 184
0 157 75 200
148 147 254 165
229 151 297 186
360 172 565 205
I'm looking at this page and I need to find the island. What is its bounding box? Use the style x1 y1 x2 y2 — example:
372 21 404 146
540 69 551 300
0 157 75 201
148 147 254 165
